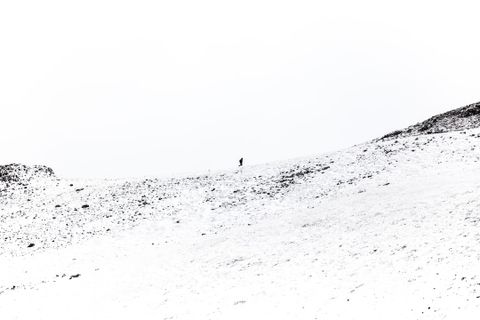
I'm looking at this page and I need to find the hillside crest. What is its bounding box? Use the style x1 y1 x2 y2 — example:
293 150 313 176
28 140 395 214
0 163 55 185
381 101 480 140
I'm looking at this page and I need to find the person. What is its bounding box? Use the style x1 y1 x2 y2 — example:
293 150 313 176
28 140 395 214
239 157 243 167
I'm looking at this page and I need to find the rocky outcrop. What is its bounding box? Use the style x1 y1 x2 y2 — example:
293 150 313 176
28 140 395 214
0 164 55 185
380 101 480 140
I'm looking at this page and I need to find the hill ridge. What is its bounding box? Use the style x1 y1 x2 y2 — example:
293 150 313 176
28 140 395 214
380 101 480 140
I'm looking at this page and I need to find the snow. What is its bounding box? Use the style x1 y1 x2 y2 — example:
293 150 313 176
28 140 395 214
2 128 480 319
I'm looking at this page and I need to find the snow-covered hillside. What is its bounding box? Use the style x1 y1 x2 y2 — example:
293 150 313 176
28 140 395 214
2 110 480 319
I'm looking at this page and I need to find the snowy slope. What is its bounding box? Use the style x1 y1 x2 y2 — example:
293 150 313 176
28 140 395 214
2 119 480 319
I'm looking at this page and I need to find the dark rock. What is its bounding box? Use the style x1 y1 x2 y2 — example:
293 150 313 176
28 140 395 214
380 102 480 140
0 164 55 184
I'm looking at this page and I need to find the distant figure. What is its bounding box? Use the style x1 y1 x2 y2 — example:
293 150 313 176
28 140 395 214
239 158 244 167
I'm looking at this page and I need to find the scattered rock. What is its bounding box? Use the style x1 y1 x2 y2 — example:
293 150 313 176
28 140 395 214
0 164 54 184
380 102 480 140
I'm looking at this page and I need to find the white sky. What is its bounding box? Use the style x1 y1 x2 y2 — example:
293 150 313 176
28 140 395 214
1 0 480 178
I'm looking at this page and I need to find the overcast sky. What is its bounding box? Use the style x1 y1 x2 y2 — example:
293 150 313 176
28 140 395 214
1 0 480 178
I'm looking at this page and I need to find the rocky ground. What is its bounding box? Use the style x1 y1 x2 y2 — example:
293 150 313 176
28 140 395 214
381 101 480 140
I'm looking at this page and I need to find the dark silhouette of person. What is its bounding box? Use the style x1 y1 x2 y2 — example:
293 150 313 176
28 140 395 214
239 158 243 167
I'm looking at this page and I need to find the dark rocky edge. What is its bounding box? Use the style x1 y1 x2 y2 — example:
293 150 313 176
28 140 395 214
0 164 55 187
380 101 480 141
